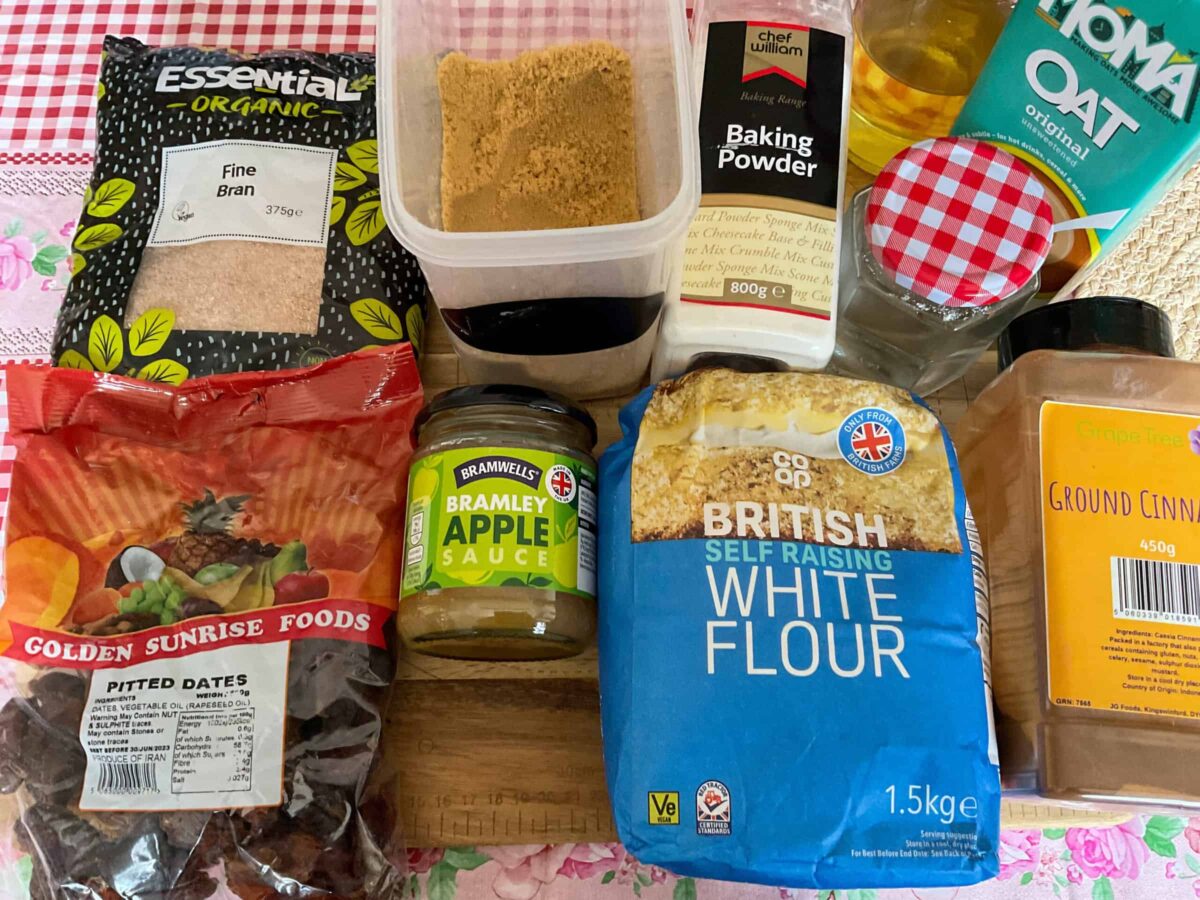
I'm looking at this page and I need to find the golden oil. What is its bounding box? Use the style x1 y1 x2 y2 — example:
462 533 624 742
848 0 1010 174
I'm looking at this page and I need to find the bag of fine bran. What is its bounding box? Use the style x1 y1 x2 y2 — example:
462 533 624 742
53 37 427 382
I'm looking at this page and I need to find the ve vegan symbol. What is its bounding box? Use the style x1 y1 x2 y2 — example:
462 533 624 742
648 791 680 826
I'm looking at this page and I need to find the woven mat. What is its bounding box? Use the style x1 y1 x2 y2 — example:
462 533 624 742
1082 162 1200 359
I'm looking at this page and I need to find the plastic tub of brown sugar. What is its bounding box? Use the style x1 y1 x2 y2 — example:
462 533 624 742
377 0 700 400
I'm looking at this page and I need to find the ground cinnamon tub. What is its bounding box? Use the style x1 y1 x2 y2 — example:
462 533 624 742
957 298 1200 809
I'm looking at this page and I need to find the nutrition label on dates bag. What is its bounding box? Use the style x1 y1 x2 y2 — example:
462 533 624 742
79 642 287 811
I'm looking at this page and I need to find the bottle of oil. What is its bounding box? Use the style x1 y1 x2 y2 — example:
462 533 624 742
848 0 1011 174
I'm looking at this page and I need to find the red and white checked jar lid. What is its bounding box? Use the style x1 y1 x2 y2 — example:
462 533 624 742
866 138 1053 308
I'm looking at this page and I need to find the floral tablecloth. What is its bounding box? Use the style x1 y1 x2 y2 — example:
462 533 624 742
1 766 1199 900
390 828 1200 900
0 2 1197 900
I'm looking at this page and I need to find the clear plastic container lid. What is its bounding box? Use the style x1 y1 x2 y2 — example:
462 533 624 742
377 0 700 269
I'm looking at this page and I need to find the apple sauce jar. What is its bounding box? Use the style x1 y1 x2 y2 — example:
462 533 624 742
399 385 598 660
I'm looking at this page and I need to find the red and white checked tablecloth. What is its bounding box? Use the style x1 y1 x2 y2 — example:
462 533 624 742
0 6 1193 900
0 0 650 156
0 1 375 153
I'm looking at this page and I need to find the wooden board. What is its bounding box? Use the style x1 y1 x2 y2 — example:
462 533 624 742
387 676 612 846
386 310 1020 848
387 166 1132 844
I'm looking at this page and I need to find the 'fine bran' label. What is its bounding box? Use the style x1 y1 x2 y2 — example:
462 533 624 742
149 140 336 247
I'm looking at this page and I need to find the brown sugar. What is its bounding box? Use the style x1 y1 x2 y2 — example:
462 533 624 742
437 41 640 233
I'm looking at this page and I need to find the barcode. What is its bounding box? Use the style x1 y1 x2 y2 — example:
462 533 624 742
1111 556 1200 625
95 761 158 795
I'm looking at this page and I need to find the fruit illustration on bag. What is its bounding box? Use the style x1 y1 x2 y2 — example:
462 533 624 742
169 491 256 574
0 347 425 900
4 536 82 630
78 490 331 633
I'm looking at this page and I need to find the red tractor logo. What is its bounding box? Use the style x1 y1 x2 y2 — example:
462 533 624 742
696 780 731 834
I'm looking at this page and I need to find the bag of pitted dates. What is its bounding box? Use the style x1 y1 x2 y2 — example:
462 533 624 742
0 346 423 899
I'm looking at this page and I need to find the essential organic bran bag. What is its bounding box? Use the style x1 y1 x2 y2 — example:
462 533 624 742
54 37 427 382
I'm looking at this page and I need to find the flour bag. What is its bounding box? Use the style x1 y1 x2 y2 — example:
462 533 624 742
598 365 1000 888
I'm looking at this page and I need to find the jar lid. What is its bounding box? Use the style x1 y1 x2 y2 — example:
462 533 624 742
416 384 598 447
997 297 1175 371
866 138 1053 308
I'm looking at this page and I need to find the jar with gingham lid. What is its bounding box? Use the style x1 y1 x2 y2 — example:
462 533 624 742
833 138 1049 395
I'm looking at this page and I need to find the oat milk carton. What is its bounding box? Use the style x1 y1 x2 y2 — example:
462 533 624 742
953 0 1200 296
